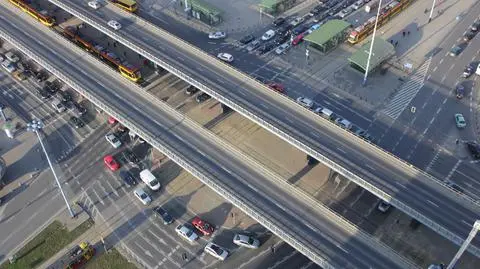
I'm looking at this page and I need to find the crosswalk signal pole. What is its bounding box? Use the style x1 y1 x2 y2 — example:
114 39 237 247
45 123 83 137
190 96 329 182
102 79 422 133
362 0 383 86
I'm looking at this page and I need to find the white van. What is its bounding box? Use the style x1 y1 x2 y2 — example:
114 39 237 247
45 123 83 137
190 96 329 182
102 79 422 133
140 169 161 191
339 119 353 130
320 108 334 120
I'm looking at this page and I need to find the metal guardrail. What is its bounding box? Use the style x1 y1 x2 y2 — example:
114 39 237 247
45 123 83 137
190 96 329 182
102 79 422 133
0 19 339 269
46 0 480 258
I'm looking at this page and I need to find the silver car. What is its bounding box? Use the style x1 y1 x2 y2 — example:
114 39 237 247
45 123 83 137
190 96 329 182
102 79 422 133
233 234 260 249
275 43 291 55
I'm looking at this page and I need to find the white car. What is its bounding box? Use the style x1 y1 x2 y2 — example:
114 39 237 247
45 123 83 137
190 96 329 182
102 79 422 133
133 188 151 205
51 98 66 113
352 0 365 9
275 43 290 55
204 242 229 261
175 224 199 243
289 17 305 27
107 20 122 30
5 52 19 63
217 53 234 62
88 0 101 9
261 30 276 41
233 234 260 249
208 31 226 39
296 97 314 108
2 60 16 73
105 133 122 148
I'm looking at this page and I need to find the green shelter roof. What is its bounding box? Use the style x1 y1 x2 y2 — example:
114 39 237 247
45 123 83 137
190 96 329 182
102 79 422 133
348 38 395 72
259 0 283 9
304 20 351 45
188 0 221 16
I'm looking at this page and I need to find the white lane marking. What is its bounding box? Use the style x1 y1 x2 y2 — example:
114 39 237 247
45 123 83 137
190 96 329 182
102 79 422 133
365 164 376 171
395 181 407 189
426 199 439 208
462 220 473 227
284 116 293 124
260 103 269 109
336 147 346 153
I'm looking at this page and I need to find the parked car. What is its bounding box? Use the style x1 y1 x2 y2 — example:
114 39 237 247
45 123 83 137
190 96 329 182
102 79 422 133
292 25 309 35
70 116 84 128
276 24 293 36
107 20 122 30
217 52 234 62
292 33 307 46
471 20 480 32
119 170 137 187
463 30 476 41
449 45 463 56
296 97 314 108
454 113 466 128
104 155 120 171
275 43 291 55
273 34 289 45
196 92 211 103
309 5 325 16
2 60 16 73
466 142 480 159
175 224 199 242
246 40 261 52
122 149 139 164
36 87 51 99
377 200 391 213
272 17 285 26
154 206 174 225
191 216 215 236
133 188 151 205
57 90 72 103
13 70 26 81
108 116 117 125
455 83 465 99
463 63 476 77
88 0 101 9
105 133 122 148
51 98 66 113
233 234 260 249
261 29 276 41
239 34 255 44
5 52 20 63
35 70 48 82
208 31 226 39
204 242 229 261
352 0 365 10
73 102 87 117
257 42 276 55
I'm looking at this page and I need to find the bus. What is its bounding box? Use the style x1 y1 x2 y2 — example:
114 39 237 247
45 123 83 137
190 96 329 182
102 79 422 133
348 0 414 44
109 0 137 12
9 0 55 27
63 26 142 82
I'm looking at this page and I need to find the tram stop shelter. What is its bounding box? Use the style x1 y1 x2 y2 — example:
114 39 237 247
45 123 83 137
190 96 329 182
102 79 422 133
304 20 351 54
185 0 222 26
258 0 298 15
348 38 395 73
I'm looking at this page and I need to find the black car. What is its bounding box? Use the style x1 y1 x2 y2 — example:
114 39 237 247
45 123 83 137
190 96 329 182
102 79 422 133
70 116 84 128
196 92 211 103
466 142 480 159
57 90 72 103
276 24 293 36
258 42 276 55
123 149 140 164
44 83 57 95
185 85 199 95
35 70 48 82
73 102 87 116
308 5 325 16
274 34 289 45
36 87 50 99
292 25 309 35
239 34 255 45
119 170 137 187
0 102 5 110
462 63 476 78
471 20 480 32
272 17 285 26
154 206 174 225
463 30 476 41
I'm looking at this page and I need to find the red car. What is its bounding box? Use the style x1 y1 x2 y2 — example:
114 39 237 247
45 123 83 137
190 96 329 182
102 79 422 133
292 33 306 46
104 155 120 171
191 216 214 236
266 82 285 94
108 116 117 125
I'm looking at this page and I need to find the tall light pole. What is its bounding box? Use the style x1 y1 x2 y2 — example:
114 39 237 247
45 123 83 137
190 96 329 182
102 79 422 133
446 220 480 269
27 120 75 218
428 0 437 23
362 0 383 86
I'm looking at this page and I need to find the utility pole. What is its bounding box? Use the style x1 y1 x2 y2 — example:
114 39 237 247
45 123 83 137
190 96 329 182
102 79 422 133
428 0 437 23
27 120 75 218
362 0 383 86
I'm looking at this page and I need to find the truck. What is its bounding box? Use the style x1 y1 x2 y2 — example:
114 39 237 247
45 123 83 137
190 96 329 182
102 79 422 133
59 242 95 269
365 0 380 12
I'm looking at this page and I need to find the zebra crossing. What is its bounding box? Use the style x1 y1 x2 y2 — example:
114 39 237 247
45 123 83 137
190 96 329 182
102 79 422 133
381 57 432 120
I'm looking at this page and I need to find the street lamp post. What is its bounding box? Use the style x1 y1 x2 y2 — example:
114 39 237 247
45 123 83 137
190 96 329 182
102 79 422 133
362 0 383 86
27 120 75 218
428 0 437 23
446 220 480 269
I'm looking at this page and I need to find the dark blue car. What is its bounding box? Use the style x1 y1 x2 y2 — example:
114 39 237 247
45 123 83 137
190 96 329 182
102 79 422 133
119 170 137 187
154 206 174 225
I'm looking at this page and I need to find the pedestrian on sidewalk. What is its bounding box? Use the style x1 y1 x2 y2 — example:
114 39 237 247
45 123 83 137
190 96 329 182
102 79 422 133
390 39 394 44
182 253 187 260
407 31 410 36
455 139 459 145
424 8 428 14
270 245 276 254
402 31 405 37
394 41 398 47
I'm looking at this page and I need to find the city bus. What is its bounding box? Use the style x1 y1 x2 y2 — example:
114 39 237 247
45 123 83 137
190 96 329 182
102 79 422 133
109 0 137 12
9 0 55 27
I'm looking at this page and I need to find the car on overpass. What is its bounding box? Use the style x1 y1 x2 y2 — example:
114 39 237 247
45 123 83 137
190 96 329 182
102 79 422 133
217 53 234 62
107 20 122 30
208 31 226 39
88 0 101 9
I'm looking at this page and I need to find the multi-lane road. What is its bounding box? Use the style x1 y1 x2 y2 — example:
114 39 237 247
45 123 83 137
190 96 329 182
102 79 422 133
46 0 480 256
0 4 419 268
